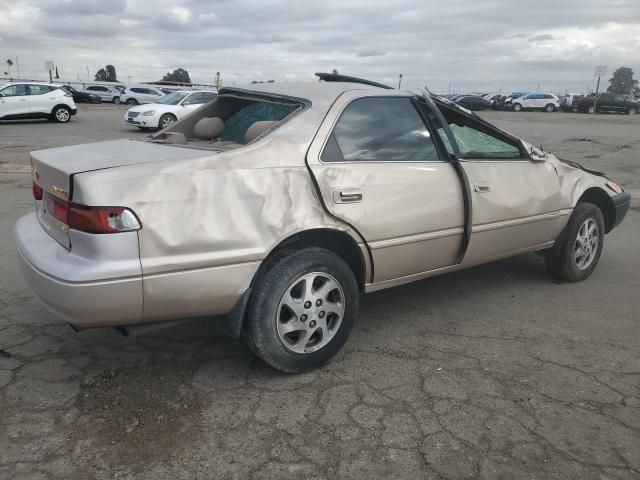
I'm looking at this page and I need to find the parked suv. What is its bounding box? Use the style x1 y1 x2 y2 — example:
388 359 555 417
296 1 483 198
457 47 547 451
119 86 165 105
511 93 559 112
16 76 630 372
578 93 639 115
83 85 122 104
0 82 77 122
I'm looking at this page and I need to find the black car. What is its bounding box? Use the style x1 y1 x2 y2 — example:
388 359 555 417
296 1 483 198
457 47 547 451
454 95 492 111
61 85 101 104
578 93 639 115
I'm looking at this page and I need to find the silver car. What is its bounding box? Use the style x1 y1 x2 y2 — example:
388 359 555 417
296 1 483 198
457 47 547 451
82 84 123 104
15 74 631 372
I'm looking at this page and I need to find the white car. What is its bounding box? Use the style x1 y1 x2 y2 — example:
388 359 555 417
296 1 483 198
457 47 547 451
511 93 560 112
119 86 166 105
124 90 218 130
83 85 122 104
0 82 77 123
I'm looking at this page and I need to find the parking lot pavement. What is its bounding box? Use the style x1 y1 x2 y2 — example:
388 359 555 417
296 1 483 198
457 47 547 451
1 106 639 479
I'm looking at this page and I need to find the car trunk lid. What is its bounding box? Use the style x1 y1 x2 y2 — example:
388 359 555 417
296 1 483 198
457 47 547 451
31 139 209 248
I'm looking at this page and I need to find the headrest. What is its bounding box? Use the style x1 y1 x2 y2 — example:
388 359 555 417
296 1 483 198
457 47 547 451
194 117 224 139
245 120 278 143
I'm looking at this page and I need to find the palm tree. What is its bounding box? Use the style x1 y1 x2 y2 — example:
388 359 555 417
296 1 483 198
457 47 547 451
6 59 13 77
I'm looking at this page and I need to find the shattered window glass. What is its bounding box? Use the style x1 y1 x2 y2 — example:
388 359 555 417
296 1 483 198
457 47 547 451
221 101 297 144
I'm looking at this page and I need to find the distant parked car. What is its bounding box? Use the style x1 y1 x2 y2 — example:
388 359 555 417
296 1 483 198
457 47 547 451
124 90 218 130
0 82 77 123
560 93 584 113
578 93 639 115
61 85 101 104
83 85 122 104
454 95 492 111
502 92 528 110
119 86 166 105
511 93 560 112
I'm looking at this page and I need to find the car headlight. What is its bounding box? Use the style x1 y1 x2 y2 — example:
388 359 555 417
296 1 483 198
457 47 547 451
142 110 155 116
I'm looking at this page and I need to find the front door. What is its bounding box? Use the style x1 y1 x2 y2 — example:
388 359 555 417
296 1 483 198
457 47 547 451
0 84 30 117
306 93 465 284
432 102 563 265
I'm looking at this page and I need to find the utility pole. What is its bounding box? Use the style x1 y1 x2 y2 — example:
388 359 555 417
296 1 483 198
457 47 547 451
398 73 403 89
86 65 90 81
128 75 132 84
15 56 20 79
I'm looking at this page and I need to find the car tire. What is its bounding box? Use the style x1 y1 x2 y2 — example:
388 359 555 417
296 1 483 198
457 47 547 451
545 103 556 112
588 106 595 114
512 103 522 112
244 247 359 373
545 202 605 282
126 98 138 105
158 113 177 129
113 97 120 105
51 105 71 123
628 107 637 115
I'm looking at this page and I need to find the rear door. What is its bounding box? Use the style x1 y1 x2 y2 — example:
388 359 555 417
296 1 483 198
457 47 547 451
306 92 465 284
26 84 55 114
432 102 563 264
0 84 30 116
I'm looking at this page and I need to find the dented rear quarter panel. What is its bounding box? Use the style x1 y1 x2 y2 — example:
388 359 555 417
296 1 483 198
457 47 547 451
72 113 367 322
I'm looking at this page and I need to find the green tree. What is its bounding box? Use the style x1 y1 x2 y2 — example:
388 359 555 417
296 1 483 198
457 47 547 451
6 59 13 76
607 67 639 95
162 68 191 84
94 65 117 82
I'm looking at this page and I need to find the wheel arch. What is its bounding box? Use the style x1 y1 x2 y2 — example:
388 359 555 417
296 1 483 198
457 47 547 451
219 227 370 339
50 103 70 115
577 187 615 233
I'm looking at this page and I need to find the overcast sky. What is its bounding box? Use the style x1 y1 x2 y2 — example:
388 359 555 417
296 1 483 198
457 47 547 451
1 0 639 93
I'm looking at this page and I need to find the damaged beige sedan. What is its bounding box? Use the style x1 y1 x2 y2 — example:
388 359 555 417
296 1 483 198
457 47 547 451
15 74 630 372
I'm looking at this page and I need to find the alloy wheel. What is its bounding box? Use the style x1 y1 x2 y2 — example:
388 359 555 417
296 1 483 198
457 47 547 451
55 108 70 122
276 272 345 354
574 218 599 270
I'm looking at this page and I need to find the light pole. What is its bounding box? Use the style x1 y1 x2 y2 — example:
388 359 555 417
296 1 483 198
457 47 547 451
398 73 403 89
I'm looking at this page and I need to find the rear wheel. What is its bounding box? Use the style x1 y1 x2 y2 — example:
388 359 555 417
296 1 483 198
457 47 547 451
113 96 120 105
126 98 138 105
512 103 522 112
628 107 637 115
545 202 605 282
588 106 595 114
158 113 177 129
51 106 71 123
244 247 359 373
545 103 556 112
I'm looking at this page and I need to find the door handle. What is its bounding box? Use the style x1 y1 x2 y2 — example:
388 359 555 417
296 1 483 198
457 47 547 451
333 189 363 204
474 181 491 193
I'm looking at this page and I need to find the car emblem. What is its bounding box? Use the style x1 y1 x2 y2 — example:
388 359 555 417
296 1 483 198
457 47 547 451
50 185 69 198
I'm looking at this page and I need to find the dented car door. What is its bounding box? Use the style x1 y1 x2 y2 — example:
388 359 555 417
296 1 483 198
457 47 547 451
306 92 465 283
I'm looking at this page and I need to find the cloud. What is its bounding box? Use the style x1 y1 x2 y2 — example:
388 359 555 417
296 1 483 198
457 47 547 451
2 0 640 93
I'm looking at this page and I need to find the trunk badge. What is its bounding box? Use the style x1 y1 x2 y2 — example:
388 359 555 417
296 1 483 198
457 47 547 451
50 185 69 198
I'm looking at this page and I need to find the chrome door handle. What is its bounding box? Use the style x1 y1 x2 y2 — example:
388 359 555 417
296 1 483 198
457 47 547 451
333 189 363 203
474 181 491 193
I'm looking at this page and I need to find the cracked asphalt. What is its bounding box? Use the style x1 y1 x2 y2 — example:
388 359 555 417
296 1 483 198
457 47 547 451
1 106 639 479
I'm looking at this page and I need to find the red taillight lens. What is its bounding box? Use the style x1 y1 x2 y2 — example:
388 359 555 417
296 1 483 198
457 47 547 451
32 182 43 200
46 194 141 234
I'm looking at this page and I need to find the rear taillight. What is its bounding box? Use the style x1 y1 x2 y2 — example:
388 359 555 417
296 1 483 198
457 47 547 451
32 182 43 200
47 194 141 234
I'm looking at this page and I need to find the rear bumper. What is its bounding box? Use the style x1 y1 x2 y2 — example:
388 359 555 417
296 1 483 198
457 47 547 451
611 192 631 230
14 213 143 328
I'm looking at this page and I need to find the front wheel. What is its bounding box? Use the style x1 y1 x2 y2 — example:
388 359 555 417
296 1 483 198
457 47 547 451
512 103 522 112
113 96 120 105
244 247 359 373
52 106 71 123
126 98 138 105
545 103 556 112
158 113 177 129
545 202 605 282
588 106 596 114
